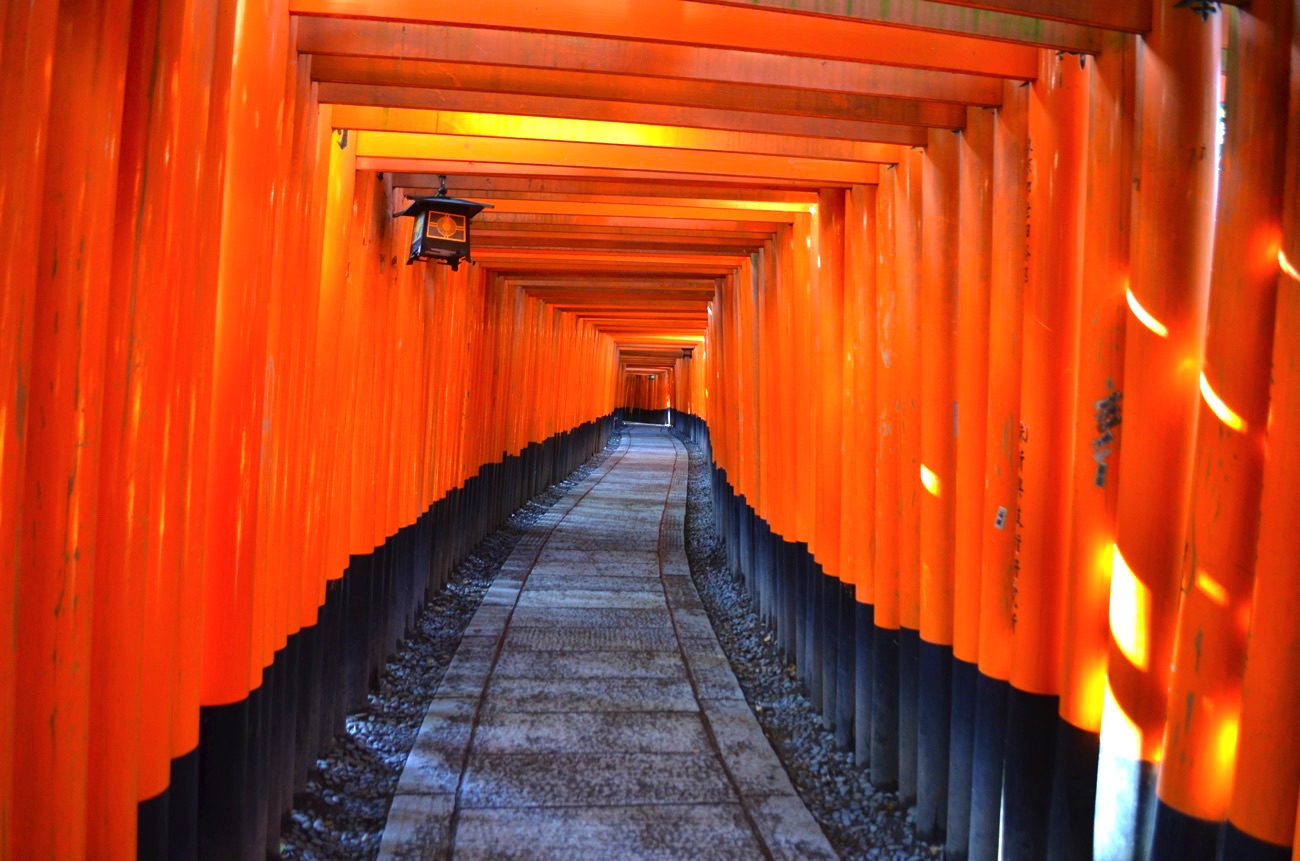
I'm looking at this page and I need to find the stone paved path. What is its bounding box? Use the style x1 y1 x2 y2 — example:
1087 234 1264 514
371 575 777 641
377 425 836 860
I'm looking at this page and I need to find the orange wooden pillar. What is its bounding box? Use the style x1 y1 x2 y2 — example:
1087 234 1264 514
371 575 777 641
1048 31 1135 861
815 188 846 733
894 147 924 808
918 126 960 842
842 183 877 766
969 78 1028 861
1094 3 1221 859
195 3 292 858
316 128 356 591
788 215 819 698
735 253 762 645
13 0 133 857
758 238 792 657
871 165 901 790
1227 19 1300 848
88 0 196 851
0 2 59 853
1154 0 1292 849
1003 49 1088 861
946 104 994 861
163 7 227 854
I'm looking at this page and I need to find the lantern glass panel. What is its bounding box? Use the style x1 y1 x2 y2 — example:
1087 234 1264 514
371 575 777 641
410 212 426 260
427 212 466 243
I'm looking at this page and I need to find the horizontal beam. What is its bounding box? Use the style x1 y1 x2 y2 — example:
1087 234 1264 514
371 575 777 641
472 198 800 223
334 105 915 161
356 131 886 183
506 282 717 291
480 228 768 244
289 0 1039 77
476 213 782 233
320 84 930 144
299 19 1006 102
909 0 1148 32
483 261 741 276
695 0 1103 50
313 58 972 128
478 248 749 266
356 157 865 188
403 176 821 203
480 238 765 255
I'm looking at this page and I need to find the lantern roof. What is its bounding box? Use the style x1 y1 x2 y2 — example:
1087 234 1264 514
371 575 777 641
395 193 493 219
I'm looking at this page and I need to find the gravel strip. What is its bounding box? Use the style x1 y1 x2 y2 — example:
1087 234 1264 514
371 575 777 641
278 430 623 861
677 431 935 861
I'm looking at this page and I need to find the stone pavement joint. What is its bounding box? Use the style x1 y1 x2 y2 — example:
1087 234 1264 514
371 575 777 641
378 426 836 861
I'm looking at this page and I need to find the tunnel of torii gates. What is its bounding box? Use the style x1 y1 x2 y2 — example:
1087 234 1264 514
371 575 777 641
1 0 1300 859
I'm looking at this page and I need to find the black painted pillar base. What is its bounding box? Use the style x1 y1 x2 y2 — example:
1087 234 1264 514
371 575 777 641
793 542 809 691
917 639 953 841
198 700 250 860
834 581 855 751
1002 687 1059 861
871 624 900 790
1221 823 1293 861
780 540 798 666
1047 718 1100 861
137 785 169 861
898 625 921 807
1151 801 1222 861
805 552 823 708
946 657 978 861
969 673 1009 861
820 565 838 731
167 747 200 861
854 601 874 767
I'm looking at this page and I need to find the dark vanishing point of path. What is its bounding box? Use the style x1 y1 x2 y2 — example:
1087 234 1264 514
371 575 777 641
378 425 835 860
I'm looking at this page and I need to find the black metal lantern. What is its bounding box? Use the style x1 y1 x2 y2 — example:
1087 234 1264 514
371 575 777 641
395 176 493 270
681 347 694 360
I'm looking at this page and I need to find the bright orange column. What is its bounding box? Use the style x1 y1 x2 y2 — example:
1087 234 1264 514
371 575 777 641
842 184 876 604
977 76 1029 722
0 2 59 850
791 215 816 547
952 105 994 695
199 0 291 708
894 148 923 644
1225 231 1300 851
1224 0 1300 851
1060 30 1135 742
816 189 845 583
1096 2 1221 857
919 128 959 650
14 0 134 857
1013 48 1087 705
773 233 796 548
168 0 225 783
316 128 356 583
1156 0 1292 838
